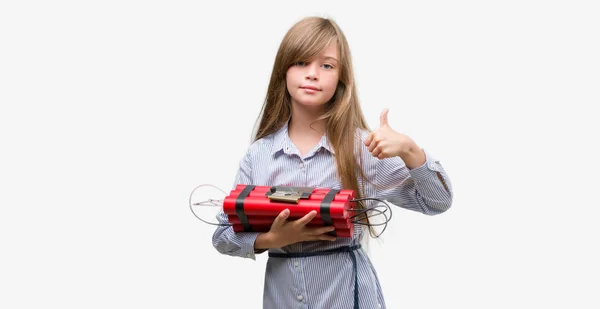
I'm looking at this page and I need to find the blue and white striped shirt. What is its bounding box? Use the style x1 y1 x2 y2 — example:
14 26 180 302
212 121 453 309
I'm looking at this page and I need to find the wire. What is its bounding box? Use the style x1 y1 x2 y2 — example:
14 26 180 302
188 184 232 227
347 198 393 238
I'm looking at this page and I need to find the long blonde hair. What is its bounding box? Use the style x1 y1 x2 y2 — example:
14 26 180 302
253 17 376 236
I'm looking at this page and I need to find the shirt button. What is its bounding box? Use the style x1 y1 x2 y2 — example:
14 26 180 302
297 295 303 301
246 253 251 258
299 162 304 168
294 261 299 267
428 161 440 171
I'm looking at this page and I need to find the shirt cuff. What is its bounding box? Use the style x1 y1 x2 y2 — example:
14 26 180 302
408 148 443 180
239 232 263 260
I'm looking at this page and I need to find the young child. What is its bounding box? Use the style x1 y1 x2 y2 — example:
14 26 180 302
212 16 453 309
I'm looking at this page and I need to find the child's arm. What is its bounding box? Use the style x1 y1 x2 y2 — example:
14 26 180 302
374 150 453 215
211 151 266 260
363 109 453 214
212 210 264 259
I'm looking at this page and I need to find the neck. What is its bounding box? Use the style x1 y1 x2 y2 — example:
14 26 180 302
288 101 327 138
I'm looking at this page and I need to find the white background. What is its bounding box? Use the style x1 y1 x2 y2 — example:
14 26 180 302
1 1 599 308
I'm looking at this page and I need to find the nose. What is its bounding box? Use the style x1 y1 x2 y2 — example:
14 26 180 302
305 63 319 81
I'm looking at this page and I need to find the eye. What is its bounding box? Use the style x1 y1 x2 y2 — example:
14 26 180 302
295 61 307 66
322 64 334 70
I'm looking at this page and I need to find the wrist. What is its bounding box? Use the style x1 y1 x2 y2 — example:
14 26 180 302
254 232 275 250
399 145 426 169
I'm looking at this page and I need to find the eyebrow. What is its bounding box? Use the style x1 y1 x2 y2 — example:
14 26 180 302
323 56 339 63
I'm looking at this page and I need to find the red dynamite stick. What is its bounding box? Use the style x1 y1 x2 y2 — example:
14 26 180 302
223 196 350 218
230 185 356 197
230 185 356 201
231 184 355 195
227 214 353 229
227 190 356 204
231 224 354 238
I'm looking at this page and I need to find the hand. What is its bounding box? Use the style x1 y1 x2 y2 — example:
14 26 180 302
266 209 337 248
364 108 417 159
364 108 427 168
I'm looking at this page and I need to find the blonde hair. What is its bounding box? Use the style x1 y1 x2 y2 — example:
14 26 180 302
253 16 377 237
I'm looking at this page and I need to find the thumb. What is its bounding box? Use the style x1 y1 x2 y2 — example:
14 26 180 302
272 209 290 228
380 108 389 127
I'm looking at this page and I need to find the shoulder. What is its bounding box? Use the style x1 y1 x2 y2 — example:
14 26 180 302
243 132 277 159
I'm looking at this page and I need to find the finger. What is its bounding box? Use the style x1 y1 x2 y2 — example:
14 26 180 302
364 132 373 146
271 209 290 228
295 210 317 226
380 108 389 127
306 225 336 236
372 147 381 158
368 139 378 152
316 234 337 241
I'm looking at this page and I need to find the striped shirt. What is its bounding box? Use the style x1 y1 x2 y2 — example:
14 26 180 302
212 121 453 309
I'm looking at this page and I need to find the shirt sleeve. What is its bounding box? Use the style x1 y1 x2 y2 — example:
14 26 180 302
375 149 453 215
211 150 267 260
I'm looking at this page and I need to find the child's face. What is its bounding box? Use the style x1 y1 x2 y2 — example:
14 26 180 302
286 42 340 109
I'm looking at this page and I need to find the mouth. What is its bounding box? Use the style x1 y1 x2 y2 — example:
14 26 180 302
300 85 320 91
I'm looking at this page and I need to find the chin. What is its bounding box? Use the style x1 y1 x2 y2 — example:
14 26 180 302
294 100 328 108
292 94 329 107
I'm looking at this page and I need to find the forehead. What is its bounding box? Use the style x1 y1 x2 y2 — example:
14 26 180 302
290 39 340 64
320 41 339 59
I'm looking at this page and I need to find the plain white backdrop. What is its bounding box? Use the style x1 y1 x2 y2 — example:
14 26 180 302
1 1 599 308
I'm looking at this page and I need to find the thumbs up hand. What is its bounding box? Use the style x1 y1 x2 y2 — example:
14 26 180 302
363 109 426 168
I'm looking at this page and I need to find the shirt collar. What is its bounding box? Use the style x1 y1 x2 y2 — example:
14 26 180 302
270 120 335 156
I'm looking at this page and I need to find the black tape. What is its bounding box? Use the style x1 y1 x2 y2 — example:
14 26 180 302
320 189 340 237
235 185 255 232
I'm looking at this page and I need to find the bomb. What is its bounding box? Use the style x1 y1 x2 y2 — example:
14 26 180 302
222 184 356 238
